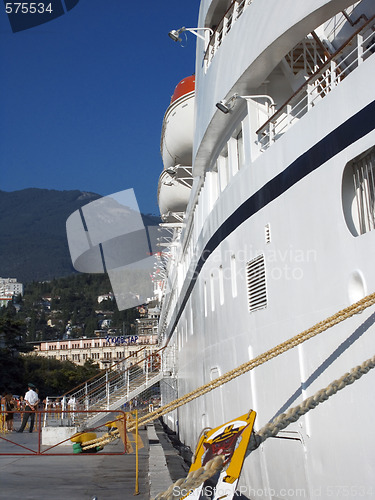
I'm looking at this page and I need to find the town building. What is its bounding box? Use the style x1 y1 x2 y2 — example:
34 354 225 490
0 277 23 306
135 300 160 337
0 277 24 296
97 293 114 303
29 333 158 370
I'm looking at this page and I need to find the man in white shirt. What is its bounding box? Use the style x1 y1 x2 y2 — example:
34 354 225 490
17 383 39 433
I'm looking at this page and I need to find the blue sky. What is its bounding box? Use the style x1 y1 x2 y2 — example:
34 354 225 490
0 0 200 215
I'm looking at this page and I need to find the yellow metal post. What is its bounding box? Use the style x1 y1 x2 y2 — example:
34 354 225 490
134 409 139 495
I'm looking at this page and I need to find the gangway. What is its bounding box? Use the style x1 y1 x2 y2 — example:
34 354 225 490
43 345 174 429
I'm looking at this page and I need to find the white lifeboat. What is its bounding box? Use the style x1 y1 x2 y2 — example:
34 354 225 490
158 76 195 220
157 166 193 218
161 75 195 168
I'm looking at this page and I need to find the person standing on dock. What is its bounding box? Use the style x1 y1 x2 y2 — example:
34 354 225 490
4 393 15 431
17 383 39 433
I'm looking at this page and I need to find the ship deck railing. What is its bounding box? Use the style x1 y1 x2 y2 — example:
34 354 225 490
204 0 253 70
256 14 375 151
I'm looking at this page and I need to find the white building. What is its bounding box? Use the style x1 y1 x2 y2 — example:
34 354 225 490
0 277 24 297
29 334 158 370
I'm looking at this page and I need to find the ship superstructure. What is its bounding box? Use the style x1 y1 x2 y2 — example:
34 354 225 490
157 0 375 497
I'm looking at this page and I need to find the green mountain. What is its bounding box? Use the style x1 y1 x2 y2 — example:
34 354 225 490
0 188 160 283
0 188 102 282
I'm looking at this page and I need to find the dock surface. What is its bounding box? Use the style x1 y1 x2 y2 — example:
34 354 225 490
0 421 188 500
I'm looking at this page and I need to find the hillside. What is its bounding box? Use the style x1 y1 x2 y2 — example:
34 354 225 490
0 188 160 283
0 189 102 282
18 273 140 341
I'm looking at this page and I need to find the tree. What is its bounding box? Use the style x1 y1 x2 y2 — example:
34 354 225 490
84 317 98 336
21 355 100 397
0 309 29 352
0 310 31 394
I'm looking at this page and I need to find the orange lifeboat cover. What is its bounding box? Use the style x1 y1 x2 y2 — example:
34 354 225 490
170 75 195 104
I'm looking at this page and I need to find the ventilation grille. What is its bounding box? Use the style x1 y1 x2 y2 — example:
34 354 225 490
246 254 267 312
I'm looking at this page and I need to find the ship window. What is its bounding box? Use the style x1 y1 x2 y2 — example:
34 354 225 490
237 130 244 170
228 137 238 176
265 223 271 244
178 330 182 351
219 265 224 305
210 272 215 312
208 169 219 208
246 254 267 312
342 147 375 236
231 255 237 298
218 148 229 191
204 281 208 317
190 306 194 335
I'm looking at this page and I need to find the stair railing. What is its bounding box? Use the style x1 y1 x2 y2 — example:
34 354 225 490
65 345 168 414
60 345 148 401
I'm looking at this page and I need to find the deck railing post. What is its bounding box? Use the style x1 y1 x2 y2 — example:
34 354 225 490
106 370 110 410
357 33 364 64
330 60 336 88
43 397 48 428
84 382 89 411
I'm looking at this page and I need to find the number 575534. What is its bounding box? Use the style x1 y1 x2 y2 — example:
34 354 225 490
5 3 53 14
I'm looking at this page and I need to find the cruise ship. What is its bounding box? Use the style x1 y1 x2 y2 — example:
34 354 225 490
156 0 375 497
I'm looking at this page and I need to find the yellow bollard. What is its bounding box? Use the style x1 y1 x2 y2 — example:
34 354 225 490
134 409 139 496
0 411 5 433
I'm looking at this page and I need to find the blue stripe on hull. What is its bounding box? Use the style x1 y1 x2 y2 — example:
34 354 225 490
165 99 375 342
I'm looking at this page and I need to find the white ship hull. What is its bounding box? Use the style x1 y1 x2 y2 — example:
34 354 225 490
158 1 375 497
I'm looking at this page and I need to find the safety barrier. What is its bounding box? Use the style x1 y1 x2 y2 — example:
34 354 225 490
0 409 133 456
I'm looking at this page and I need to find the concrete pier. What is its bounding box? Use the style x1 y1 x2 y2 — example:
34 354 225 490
0 421 188 500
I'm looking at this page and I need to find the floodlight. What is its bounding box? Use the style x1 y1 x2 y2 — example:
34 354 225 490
215 93 238 114
216 93 276 114
216 100 231 114
168 26 213 42
166 167 177 176
168 29 183 42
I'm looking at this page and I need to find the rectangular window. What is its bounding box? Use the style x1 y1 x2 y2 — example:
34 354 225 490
237 130 244 170
178 330 182 351
231 255 238 298
210 273 215 312
219 265 224 305
209 170 219 209
228 137 238 176
218 149 229 191
204 281 208 317
190 306 194 336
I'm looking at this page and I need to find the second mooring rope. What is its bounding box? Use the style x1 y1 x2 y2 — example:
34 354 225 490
155 354 375 500
128 292 375 431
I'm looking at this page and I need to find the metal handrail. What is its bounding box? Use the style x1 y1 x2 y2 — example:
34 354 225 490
69 345 167 409
60 344 149 398
256 14 375 135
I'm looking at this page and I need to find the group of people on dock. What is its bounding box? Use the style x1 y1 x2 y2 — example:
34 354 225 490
1 383 40 433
